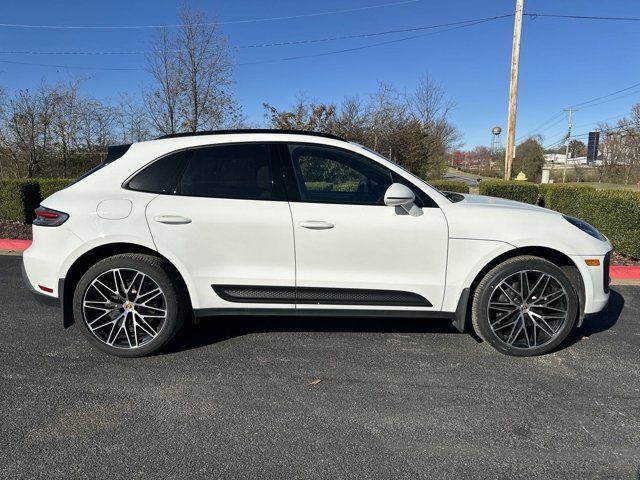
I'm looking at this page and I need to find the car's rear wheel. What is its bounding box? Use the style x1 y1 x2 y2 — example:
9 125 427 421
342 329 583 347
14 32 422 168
73 254 185 357
471 256 579 356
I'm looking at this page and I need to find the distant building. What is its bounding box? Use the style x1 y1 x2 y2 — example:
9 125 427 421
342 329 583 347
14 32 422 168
544 153 596 166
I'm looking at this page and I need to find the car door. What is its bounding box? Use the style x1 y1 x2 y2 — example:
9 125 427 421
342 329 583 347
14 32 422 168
140 143 296 311
284 143 448 312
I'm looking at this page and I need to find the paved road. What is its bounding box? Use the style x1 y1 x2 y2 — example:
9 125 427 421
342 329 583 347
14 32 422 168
442 172 481 186
1 256 639 479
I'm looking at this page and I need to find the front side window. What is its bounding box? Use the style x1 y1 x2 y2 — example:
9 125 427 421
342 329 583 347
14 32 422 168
288 144 393 205
177 144 277 200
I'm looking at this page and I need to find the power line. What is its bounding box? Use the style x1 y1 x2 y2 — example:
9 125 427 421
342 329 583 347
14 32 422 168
0 15 510 71
571 112 629 131
0 59 140 71
0 0 420 29
516 110 564 141
522 81 640 139
0 15 514 56
544 122 637 149
569 81 640 109
525 13 640 22
237 15 511 66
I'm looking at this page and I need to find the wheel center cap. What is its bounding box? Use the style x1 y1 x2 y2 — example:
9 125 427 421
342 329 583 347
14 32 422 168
124 302 134 311
520 303 529 312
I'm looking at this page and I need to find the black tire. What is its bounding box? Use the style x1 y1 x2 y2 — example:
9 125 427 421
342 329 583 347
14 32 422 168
471 255 579 356
73 253 186 357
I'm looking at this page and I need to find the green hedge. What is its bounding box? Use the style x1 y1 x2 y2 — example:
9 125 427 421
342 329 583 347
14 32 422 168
304 181 334 192
0 180 41 223
546 189 640 258
479 180 539 204
478 179 640 258
429 180 470 194
332 181 360 192
38 178 73 200
0 178 72 223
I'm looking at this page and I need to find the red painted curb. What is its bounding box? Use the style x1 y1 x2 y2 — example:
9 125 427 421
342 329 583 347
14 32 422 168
0 239 639 279
0 239 31 252
610 266 640 280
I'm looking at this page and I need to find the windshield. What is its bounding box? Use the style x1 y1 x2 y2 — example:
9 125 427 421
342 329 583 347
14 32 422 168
354 143 456 202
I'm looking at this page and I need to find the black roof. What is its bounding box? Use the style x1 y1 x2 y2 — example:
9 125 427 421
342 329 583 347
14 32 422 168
156 129 346 142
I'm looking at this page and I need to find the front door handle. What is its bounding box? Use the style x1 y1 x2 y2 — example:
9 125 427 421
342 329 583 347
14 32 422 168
299 220 334 230
154 215 192 225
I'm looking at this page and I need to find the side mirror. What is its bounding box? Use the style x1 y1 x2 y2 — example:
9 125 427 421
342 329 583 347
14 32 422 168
384 183 416 213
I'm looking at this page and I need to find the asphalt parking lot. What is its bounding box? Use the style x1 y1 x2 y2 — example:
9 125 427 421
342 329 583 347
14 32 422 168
1 255 639 479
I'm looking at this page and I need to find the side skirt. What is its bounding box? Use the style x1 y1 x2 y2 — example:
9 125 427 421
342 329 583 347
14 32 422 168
194 307 455 320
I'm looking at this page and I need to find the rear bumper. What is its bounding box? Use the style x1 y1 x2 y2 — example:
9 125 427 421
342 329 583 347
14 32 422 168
21 260 61 307
22 225 83 301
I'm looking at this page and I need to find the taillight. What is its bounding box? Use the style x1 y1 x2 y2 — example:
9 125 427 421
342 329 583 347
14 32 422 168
33 206 69 227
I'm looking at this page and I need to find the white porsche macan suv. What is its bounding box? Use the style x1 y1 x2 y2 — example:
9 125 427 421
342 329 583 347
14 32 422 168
22 130 611 357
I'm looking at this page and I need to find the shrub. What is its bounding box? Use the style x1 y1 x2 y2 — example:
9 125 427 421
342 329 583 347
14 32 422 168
0 178 72 223
429 180 470 194
546 188 640 258
478 180 539 204
38 178 72 200
0 179 41 223
476 180 640 256
304 181 333 192
537 183 595 209
332 181 360 192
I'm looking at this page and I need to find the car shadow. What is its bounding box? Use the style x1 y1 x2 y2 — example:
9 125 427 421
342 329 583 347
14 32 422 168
162 289 625 355
562 288 625 348
163 313 460 355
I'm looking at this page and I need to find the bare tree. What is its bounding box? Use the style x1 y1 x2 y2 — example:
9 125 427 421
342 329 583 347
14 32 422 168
145 6 240 135
145 27 181 135
117 94 151 143
2 84 56 177
51 79 83 177
0 86 8 177
406 74 460 175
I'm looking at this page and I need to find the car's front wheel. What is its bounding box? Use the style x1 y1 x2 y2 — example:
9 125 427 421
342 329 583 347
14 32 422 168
73 253 185 357
471 256 579 356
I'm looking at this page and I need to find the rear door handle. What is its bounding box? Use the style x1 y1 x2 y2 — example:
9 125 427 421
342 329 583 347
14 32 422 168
299 220 334 230
154 215 192 225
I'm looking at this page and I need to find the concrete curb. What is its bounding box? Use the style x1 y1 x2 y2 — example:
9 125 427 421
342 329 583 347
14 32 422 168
1 239 640 280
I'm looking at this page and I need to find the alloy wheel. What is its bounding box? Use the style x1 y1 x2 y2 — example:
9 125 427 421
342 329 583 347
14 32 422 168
487 270 570 350
82 268 167 349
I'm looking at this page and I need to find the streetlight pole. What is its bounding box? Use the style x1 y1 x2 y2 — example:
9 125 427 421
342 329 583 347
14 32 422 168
504 0 524 180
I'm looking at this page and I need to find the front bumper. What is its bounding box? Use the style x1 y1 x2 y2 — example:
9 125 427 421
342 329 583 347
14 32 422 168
570 251 611 315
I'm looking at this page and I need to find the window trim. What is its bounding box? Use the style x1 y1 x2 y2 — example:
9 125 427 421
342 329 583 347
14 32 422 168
122 140 439 208
280 143 437 208
123 142 288 202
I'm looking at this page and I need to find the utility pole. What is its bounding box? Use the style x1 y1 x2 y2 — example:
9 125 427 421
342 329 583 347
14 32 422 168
504 0 524 180
562 108 576 183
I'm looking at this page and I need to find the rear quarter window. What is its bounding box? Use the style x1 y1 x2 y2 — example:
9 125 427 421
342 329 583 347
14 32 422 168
127 151 188 194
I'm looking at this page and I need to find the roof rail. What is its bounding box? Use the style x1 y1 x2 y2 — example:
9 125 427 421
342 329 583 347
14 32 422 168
155 129 347 142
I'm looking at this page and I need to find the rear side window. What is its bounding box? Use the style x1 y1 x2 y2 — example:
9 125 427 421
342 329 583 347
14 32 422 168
177 144 278 200
128 151 187 194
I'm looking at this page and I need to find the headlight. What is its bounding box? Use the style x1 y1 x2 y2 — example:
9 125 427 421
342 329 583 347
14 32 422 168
563 215 605 241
